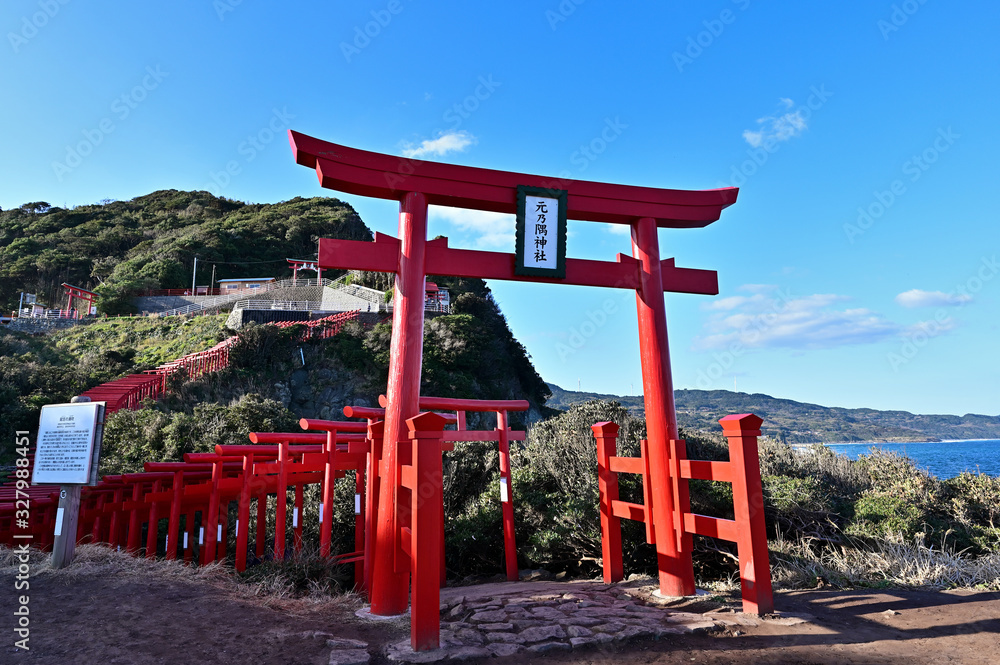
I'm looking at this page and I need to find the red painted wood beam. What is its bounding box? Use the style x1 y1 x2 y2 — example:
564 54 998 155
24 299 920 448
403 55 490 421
319 235 718 295
289 131 737 228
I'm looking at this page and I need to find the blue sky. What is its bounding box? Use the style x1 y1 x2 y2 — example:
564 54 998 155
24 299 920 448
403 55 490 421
2 1 997 417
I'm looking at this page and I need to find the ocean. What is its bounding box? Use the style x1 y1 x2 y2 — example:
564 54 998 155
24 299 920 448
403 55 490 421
824 439 1000 479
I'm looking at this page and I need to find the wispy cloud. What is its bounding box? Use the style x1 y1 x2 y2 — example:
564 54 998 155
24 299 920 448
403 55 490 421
742 99 808 148
895 289 972 308
400 130 476 158
430 206 514 250
695 286 951 351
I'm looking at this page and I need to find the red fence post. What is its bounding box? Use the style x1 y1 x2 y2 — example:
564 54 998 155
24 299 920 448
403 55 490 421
235 453 254 572
275 441 289 561
126 481 143 553
201 458 223 565
496 409 518 582
592 422 624 583
255 490 267 560
166 470 183 561
719 414 773 615
405 412 447 651
364 420 384 597
320 431 337 558
146 479 162 559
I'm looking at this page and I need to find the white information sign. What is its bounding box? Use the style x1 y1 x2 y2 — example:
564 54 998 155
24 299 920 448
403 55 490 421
32 402 105 485
522 195 558 270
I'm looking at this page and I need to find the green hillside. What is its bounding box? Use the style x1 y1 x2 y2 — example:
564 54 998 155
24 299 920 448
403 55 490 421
0 190 371 314
0 191 550 454
546 383 1000 443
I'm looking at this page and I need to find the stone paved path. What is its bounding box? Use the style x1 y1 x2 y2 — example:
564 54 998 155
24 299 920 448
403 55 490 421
329 580 726 663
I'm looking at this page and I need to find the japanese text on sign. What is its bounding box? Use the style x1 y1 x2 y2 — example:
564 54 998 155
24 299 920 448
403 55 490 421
523 195 558 270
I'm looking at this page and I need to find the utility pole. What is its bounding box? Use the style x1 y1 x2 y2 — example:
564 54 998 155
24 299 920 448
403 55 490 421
210 264 217 294
191 256 198 294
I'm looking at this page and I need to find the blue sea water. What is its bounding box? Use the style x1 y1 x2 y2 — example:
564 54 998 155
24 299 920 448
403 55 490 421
825 439 1000 479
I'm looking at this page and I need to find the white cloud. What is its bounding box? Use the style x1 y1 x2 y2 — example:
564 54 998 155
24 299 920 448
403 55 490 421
400 130 476 159
607 224 631 236
695 286 950 351
742 100 808 148
430 206 514 250
895 289 972 308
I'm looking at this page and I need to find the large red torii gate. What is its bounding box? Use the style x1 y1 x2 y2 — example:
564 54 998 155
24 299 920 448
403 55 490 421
289 130 738 625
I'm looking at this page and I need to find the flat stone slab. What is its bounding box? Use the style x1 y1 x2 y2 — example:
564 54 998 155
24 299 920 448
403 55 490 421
378 579 744 661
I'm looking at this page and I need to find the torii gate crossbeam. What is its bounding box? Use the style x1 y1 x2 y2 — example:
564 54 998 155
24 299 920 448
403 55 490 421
289 130 738 638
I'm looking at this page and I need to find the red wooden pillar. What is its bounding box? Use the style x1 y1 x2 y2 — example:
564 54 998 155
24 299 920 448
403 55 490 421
720 414 773 614
405 412 447 651
354 466 365 587
631 216 695 597
219 504 230 560
146 479 162 559
126 481 143 553
364 420 384 597
668 438 693 560
166 470 183 561
320 431 337 558
275 441 289 560
496 410 518 581
201 459 223 565
90 495 104 543
293 482 304 553
183 511 195 563
235 453 254 572
592 421 624 583
255 492 267 559
372 191 428 616
107 487 124 548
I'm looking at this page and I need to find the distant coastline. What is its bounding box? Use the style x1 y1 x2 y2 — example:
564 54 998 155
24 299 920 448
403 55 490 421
545 383 1000 444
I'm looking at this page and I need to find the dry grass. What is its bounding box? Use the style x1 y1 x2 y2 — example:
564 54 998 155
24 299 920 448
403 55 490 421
769 531 1000 591
0 543 364 613
1 543 227 581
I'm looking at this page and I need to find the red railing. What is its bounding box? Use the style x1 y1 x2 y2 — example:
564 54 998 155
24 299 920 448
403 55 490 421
593 413 773 614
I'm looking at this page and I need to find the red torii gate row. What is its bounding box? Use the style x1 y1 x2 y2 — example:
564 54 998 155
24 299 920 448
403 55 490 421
4 396 527 588
289 131 752 649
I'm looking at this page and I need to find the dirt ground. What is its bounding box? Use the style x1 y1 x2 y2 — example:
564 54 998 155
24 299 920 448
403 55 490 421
3 553 999 665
